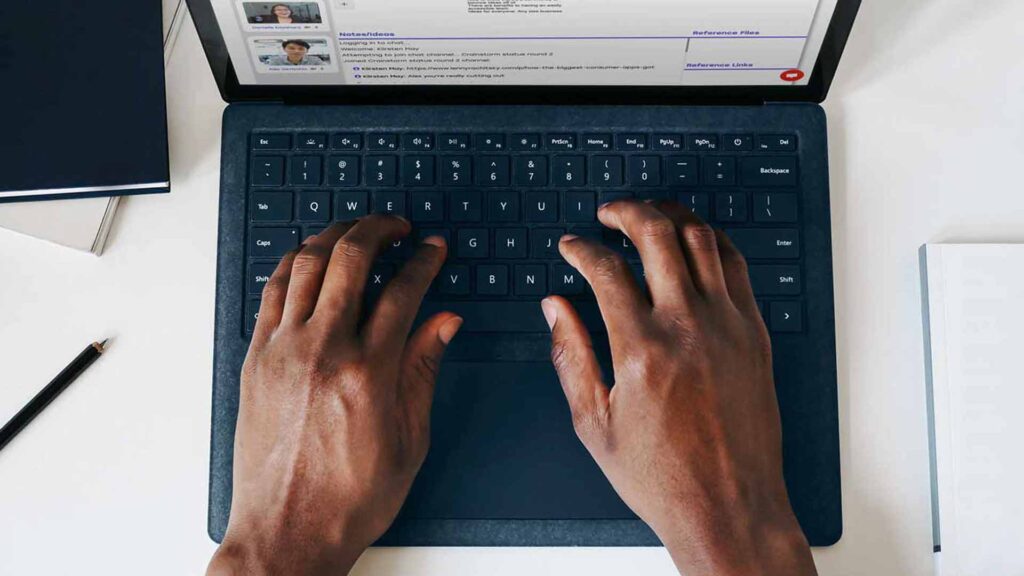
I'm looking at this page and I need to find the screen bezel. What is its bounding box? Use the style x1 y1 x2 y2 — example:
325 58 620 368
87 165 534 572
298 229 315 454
186 0 861 105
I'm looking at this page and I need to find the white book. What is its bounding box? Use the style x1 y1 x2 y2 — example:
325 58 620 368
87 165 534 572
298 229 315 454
0 0 186 255
921 244 1024 576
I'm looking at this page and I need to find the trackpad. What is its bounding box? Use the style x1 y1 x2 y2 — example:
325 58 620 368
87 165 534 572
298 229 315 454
400 362 634 520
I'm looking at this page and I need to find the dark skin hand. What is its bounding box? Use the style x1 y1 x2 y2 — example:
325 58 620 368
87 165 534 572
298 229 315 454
207 202 816 576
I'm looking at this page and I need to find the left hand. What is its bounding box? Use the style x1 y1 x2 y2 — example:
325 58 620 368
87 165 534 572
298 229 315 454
207 217 462 576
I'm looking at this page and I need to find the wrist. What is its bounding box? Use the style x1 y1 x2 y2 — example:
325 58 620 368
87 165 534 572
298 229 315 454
207 528 365 576
654 493 816 576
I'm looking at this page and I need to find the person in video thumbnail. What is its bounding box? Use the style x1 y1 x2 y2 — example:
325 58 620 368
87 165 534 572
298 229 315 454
259 4 314 24
266 40 325 66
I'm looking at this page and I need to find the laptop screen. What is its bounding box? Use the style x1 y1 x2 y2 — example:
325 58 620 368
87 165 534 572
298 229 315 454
210 0 840 88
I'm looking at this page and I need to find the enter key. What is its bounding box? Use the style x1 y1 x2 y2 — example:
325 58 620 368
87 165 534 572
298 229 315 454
725 229 800 259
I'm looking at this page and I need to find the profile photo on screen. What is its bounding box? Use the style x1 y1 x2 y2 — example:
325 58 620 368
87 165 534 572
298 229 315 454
250 37 336 72
244 2 322 25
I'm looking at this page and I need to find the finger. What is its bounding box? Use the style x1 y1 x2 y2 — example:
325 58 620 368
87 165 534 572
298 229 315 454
715 230 760 316
652 201 728 298
253 248 299 341
399 312 463 418
597 199 695 308
558 234 649 346
364 235 448 352
542 297 610 448
280 223 354 323
314 214 411 330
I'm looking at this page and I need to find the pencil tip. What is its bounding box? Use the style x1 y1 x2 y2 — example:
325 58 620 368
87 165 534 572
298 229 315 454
99 338 111 351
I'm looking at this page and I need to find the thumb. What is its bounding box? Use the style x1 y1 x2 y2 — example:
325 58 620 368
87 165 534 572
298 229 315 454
400 312 462 407
541 297 610 445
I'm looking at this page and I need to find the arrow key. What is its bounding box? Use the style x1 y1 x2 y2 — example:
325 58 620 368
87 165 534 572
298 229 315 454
770 301 803 333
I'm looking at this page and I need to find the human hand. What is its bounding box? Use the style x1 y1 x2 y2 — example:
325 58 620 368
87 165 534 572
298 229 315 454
207 217 462 576
543 200 816 576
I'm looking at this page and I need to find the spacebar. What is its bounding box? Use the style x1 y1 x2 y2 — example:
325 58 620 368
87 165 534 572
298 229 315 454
415 301 606 333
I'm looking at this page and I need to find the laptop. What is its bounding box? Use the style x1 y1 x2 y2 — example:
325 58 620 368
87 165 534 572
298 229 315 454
195 0 860 546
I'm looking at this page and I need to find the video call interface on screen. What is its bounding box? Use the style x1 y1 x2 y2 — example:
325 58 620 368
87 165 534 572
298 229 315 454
212 0 840 86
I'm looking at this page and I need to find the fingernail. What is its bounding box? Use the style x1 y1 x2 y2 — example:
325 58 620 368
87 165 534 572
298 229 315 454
598 202 612 211
560 234 579 243
541 298 558 331
422 235 446 248
438 316 463 345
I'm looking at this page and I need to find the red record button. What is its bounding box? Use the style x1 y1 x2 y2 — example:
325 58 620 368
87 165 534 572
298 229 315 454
780 69 805 82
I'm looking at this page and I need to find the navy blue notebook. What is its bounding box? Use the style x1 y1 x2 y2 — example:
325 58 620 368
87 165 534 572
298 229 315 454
0 0 169 203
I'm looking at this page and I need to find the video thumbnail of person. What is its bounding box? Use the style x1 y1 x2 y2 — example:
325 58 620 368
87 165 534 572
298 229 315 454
250 37 337 73
240 2 327 31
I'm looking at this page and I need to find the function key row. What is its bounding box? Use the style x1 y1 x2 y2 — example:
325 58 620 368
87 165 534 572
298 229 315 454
252 132 798 153
251 154 799 188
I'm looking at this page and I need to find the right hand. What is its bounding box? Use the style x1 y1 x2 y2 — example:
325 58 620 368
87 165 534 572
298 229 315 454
542 200 817 576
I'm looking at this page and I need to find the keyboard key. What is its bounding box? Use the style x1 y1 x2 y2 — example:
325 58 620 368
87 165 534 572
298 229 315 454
331 133 362 150
418 228 451 245
603 230 638 259
440 156 472 186
296 134 326 150
514 264 547 296
677 192 711 221
450 190 483 222
439 133 471 151
628 156 661 186
487 190 520 222
598 191 633 205
564 191 596 222
368 133 398 150
514 156 549 187
245 299 261 333
327 155 360 187
478 134 506 151
725 229 800 259
636 189 671 201
457 229 489 258
304 226 327 237
402 133 434 151
551 264 585 295
525 191 558 223
652 134 683 151
590 155 624 187
438 265 470 295
688 134 719 151
336 192 368 219
581 134 612 151
372 191 406 216
510 134 541 151
251 157 284 186
416 301 604 333
748 265 802 296
546 134 576 150
477 156 511 186
770 301 803 332
495 228 528 258
476 265 510 296
366 156 398 186
615 134 648 151
250 227 299 258
741 156 798 187
531 228 564 259
753 193 798 223
665 155 698 185
366 263 395 296
252 134 289 150
552 156 585 187
724 134 753 151
703 157 736 186
716 193 747 222
410 191 444 222
297 191 330 222
251 192 293 222
289 156 322 186
248 263 277 295
402 156 436 186
380 237 413 261
758 134 798 151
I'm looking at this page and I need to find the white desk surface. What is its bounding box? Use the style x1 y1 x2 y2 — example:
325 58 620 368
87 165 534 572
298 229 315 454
2 1 1023 574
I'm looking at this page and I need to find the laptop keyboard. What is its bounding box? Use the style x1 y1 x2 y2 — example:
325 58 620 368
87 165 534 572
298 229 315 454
244 130 804 338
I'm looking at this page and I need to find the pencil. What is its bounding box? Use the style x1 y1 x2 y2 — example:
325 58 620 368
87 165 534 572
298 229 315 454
0 339 109 452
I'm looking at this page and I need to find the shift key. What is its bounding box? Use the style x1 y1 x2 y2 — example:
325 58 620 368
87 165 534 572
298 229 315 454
748 265 802 295
741 156 798 187
250 227 299 258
